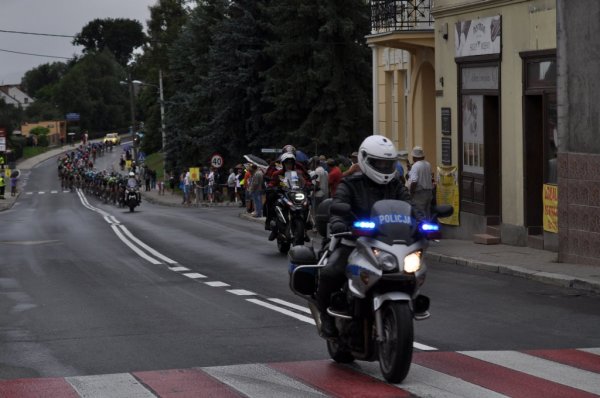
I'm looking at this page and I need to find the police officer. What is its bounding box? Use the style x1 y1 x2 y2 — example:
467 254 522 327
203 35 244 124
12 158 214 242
0 173 5 199
316 135 412 338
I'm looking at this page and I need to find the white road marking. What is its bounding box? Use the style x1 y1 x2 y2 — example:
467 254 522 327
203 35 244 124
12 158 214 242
460 350 600 395
202 363 326 398
169 266 190 272
50 190 58 194
227 289 256 296
247 298 316 325
63 190 70 193
118 225 177 264
268 298 311 314
357 362 509 398
38 191 45 194
111 225 161 265
66 373 155 398
579 347 600 355
414 342 438 351
26 192 33 195
205 281 230 287
183 273 207 279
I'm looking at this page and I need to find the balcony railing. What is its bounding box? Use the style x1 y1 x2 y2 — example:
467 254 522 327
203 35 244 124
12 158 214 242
370 0 434 34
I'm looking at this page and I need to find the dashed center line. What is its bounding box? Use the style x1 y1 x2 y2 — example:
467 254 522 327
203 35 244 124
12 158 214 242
183 273 207 279
205 281 230 287
169 266 190 272
227 289 256 296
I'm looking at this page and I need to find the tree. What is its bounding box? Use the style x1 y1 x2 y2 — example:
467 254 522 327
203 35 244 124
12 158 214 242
54 51 129 132
73 18 147 66
21 62 68 100
263 0 372 155
203 0 273 160
0 99 23 134
137 0 189 154
165 0 227 172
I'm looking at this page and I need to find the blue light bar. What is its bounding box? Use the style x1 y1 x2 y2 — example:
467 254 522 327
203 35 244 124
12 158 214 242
421 223 440 232
353 221 376 230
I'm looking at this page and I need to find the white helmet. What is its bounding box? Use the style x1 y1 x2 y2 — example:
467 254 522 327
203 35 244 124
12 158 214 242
281 152 296 163
129 172 135 177
357 135 398 185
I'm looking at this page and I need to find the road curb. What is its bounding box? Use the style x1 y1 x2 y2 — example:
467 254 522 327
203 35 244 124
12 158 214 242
428 251 600 294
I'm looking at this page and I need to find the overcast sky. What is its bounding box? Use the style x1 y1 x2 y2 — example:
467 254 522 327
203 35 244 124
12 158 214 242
0 0 156 85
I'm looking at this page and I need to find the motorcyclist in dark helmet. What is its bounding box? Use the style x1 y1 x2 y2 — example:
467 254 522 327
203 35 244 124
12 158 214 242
316 135 412 338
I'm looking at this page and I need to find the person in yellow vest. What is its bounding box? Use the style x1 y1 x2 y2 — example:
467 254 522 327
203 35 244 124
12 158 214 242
0 154 5 169
0 173 5 199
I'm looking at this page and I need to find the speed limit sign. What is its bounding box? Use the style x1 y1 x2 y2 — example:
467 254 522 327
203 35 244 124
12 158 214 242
210 153 224 169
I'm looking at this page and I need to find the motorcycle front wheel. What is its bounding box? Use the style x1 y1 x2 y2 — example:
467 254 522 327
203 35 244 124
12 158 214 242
277 239 291 254
327 339 354 364
292 218 305 246
378 301 413 383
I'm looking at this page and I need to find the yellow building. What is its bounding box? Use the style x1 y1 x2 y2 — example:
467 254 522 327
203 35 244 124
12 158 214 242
432 0 557 249
21 120 67 147
367 1 438 168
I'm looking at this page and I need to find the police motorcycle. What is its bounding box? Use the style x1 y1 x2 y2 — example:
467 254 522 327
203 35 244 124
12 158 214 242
271 170 311 254
124 172 141 212
288 199 452 383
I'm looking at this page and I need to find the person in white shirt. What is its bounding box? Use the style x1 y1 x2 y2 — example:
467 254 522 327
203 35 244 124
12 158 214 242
407 146 433 220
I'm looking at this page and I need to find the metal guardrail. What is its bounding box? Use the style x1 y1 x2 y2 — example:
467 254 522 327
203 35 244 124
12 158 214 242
370 0 434 34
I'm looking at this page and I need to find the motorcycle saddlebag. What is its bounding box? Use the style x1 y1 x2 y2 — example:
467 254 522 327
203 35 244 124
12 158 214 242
315 198 332 237
288 246 318 274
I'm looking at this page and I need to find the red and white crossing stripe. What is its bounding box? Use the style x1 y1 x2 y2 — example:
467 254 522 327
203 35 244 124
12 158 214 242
0 348 598 398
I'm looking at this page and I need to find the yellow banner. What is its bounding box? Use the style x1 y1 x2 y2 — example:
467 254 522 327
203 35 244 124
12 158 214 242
189 167 200 182
436 166 460 226
543 184 558 233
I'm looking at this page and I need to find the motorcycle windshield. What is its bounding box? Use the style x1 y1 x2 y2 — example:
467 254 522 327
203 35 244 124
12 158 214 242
127 179 138 188
370 200 417 245
284 171 301 189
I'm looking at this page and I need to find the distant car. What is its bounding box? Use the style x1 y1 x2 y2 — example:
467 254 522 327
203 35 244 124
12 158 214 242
103 133 120 145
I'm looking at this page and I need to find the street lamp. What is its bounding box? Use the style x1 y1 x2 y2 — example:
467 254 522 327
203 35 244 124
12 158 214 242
120 73 138 162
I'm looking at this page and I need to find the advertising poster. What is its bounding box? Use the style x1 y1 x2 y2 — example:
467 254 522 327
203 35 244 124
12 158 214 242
543 184 558 233
462 95 484 174
455 16 502 58
436 166 460 226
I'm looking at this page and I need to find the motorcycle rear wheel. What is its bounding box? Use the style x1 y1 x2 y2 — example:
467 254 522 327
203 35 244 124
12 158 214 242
327 339 354 363
378 302 413 383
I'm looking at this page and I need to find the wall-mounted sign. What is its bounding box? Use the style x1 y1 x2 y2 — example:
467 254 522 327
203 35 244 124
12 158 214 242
442 137 452 166
455 16 501 58
441 108 451 136
461 95 484 174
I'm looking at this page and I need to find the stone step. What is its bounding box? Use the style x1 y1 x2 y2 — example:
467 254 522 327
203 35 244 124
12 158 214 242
486 225 501 237
473 233 501 245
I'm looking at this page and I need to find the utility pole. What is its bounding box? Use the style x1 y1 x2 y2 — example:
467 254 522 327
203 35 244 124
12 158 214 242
127 71 137 163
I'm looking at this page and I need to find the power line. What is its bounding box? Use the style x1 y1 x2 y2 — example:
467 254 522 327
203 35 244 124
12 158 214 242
0 48 73 60
0 29 75 38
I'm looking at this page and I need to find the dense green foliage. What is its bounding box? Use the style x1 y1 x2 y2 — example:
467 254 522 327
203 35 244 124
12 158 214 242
73 18 147 66
8 1 373 170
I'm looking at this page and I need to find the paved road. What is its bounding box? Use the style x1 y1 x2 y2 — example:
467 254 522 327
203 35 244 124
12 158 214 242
0 150 598 397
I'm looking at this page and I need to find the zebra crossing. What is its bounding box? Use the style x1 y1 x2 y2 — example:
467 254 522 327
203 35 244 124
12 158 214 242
1 348 598 397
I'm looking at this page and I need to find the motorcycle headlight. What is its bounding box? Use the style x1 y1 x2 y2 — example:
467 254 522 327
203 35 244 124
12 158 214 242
293 192 305 201
403 251 422 273
372 248 398 271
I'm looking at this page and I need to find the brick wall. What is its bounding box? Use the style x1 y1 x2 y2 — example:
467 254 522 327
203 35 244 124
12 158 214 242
558 152 600 265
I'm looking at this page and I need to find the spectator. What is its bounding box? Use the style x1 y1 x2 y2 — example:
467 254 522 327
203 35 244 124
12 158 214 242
227 168 236 202
309 157 329 210
407 146 433 220
342 151 361 178
327 158 342 197
207 167 216 203
249 164 264 217
10 172 18 197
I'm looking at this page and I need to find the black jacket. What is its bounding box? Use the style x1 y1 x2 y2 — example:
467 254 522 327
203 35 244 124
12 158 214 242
330 173 412 230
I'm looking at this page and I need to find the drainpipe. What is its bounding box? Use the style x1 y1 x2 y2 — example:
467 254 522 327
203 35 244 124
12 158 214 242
370 44 378 135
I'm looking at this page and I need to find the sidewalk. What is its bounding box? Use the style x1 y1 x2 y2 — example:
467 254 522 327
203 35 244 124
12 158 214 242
239 212 600 295
3 147 599 295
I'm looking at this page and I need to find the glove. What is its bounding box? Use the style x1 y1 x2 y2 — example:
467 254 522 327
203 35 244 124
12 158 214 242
330 221 349 234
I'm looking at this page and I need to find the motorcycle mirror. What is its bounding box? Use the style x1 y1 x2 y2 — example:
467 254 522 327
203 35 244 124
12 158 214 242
330 203 351 216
